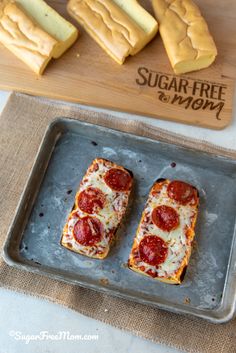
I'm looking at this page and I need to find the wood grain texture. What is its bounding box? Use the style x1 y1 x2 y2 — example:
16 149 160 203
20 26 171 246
0 0 235 129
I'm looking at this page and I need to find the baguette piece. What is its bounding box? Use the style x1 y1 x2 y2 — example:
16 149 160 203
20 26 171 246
15 0 78 58
128 179 199 284
0 2 57 74
112 0 158 55
61 158 133 259
152 0 217 74
67 0 158 64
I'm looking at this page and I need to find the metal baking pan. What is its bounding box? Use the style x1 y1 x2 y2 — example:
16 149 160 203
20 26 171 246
3 118 236 323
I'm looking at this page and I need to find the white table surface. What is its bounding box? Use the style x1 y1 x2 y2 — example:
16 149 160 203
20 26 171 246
1 89 236 353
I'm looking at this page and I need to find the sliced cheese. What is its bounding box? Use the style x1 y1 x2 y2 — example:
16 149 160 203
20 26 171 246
67 0 158 64
0 2 57 74
152 0 217 74
15 0 78 58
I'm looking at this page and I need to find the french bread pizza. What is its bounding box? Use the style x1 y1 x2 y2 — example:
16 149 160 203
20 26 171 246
61 158 133 259
128 178 199 284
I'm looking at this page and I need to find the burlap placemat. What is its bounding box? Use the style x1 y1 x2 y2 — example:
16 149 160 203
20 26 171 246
0 92 236 353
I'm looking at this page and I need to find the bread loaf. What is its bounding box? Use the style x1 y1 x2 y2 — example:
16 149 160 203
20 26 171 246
67 0 158 64
152 0 217 74
0 2 57 74
15 0 78 58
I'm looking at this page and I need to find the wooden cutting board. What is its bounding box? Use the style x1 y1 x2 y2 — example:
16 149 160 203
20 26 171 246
0 0 235 129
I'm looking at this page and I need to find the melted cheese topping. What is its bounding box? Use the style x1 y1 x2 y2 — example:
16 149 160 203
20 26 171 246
61 159 131 258
79 162 129 230
62 211 110 257
131 181 197 279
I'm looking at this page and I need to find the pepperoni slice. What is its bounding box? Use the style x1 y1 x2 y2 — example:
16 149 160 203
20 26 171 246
152 205 179 232
139 235 168 266
77 187 106 214
73 216 103 246
104 168 132 192
167 180 197 205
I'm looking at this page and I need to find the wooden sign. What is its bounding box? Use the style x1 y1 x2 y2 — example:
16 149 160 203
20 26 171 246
0 0 235 129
